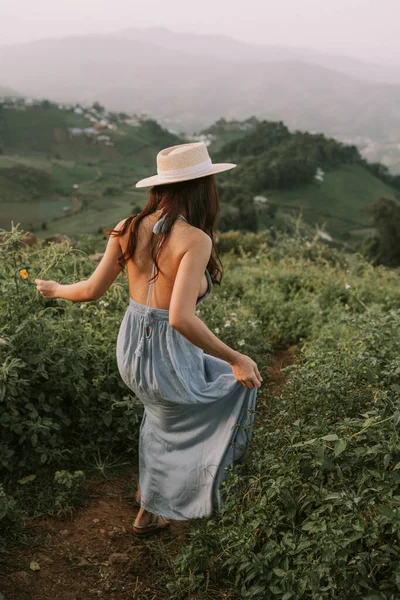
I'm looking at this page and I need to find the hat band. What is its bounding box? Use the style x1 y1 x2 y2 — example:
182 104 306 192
157 158 213 181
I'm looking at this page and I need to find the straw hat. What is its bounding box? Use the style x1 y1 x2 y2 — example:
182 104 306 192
135 141 236 188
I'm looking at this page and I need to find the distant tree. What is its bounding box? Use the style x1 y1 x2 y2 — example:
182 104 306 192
238 204 258 232
108 112 119 124
92 101 105 114
217 211 240 232
233 193 258 232
130 203 142 214
364 197 400 267
40 100 52 110
265 203 278 219
366 162 390 180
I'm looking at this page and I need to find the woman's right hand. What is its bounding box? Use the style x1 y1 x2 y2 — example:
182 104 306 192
231 352 263 389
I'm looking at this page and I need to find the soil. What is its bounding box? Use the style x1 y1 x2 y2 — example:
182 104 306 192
0 473 190 600
266 345 298 395
0 348 296 600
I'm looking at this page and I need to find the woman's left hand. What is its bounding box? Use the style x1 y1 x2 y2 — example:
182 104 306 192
34 279 60 298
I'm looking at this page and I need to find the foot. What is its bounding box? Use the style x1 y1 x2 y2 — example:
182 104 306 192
132 508 170 539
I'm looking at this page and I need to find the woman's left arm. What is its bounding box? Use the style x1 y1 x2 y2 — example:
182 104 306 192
34 219 126 301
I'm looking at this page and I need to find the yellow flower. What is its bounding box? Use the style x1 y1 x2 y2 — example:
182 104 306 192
19 269 29 279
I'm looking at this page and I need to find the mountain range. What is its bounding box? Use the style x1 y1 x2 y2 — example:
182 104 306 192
0 28 400 142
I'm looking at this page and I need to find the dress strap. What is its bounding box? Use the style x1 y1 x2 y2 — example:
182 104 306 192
145 261 156 309
152 211 187 233
134 261 155 357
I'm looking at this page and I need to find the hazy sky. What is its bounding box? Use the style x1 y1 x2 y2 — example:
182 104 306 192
1 0 400 63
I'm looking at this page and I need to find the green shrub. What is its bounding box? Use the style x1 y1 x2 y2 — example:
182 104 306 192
53 469 86 515
0 224 142 475
169 306 400 599
0 483 22 551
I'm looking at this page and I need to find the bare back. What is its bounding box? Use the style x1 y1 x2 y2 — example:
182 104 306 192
119 211 209 310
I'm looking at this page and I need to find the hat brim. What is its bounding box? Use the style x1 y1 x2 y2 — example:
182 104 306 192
135 163 237 188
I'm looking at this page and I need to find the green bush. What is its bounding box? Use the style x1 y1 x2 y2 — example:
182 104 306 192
162 241 400 599
169 308 400 599
0 224 142 476
53 469 86 516
0 483 22 551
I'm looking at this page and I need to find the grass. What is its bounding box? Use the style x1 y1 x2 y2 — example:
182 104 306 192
36 191 146 237
262 164 398 236
0 104 180 233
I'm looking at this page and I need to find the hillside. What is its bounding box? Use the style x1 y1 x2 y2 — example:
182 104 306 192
0 99 180 233
1 101 399 242
1 31 400 147
206 119 400 239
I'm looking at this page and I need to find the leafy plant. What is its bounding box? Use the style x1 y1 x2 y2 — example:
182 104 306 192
0 224 143 475
0 483 22 551
53 469 86 516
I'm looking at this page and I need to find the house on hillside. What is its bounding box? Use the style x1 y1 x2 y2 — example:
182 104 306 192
186 133 212 147
125 118 140 127
69 128 83 136
93 121 109 132
253 195 268 204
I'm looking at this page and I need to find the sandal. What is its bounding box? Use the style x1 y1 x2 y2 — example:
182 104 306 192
132 514 170 539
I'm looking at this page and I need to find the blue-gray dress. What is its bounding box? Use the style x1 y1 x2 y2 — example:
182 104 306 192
116 213 257 520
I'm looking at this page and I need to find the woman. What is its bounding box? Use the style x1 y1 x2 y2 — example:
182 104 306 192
34 142 262 539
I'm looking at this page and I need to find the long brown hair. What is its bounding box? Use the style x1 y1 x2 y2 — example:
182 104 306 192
104 174 223 285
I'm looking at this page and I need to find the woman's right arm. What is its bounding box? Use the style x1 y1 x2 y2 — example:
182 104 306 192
169 231 262 389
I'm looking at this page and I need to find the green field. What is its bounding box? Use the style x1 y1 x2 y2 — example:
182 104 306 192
263 164 398 236
40 191 146 237
0 103 180 233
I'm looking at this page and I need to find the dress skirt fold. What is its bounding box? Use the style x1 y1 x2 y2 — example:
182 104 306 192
116 297 257 520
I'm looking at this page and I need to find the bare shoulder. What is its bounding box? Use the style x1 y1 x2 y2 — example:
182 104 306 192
115 217 129 231
178 227 211 265
113 217 135 246
176 219 212 252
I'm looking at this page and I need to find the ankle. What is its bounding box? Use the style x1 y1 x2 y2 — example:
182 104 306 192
134 508 154 527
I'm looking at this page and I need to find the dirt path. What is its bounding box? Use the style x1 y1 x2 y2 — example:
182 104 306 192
0 472 191 600
0 348 297 600
266 345 298 395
